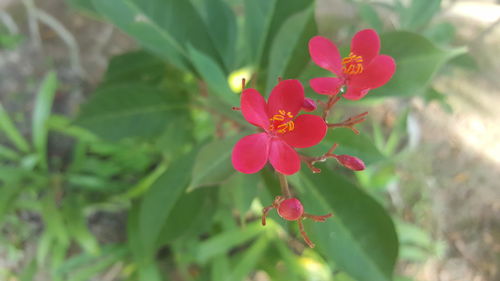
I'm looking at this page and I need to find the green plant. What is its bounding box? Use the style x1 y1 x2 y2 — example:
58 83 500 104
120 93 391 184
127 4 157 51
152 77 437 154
0 0 468 280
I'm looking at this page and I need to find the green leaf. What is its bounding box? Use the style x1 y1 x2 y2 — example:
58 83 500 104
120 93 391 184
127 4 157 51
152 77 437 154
102 50 166 85
92 0 223 71
384 109 410 155
32 71 58 170
137 262 163 281
158 187 216 245
244 0 314 69
244 0 275 63
138 150 196 258
358 3 383 32
127 203 143 264
91 0 187 70
0 144 20 161
0 102 30 153
204 0 238 71
424 87 453 114
196 221 264 264
369 31 464 98
40 191 70 248
226 236 269 281
211 255 231 281
190 136 240 189
400 0 441 30
188 45 238 106
63 198 100 255
266 5 316 93
125 161 168 199
424 22 456 46
133 0 223 63
63 246 128 281
399 245 429 262
306 128 385 166
223 173 259 223
333 272 357 281
75 83 187 141
19 259 37 281
259 0 314 69
298 170 398 281
47 115 98 143
396 220 433 249
0 184 21 227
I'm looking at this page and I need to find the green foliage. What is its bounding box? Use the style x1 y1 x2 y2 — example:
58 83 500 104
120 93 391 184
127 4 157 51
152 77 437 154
400 0 441 31
188 45 238 106
297 170 398 281
1 0 465 279
357 3 383 32
370 31 465 98
204 0 238 71
190 136 240 189
266 5 317 93
0 103 30 153
75 83 188 141
138 151 196 258
32 72 58 170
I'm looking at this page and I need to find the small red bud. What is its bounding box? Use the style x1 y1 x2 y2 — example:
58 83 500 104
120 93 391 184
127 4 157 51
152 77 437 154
277 198 304 221
335 155 365 171
302 98 317 112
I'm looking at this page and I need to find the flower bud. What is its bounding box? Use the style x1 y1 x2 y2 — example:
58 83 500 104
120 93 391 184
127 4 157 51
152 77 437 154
277 198 304 221
335 155 365 171
302 98 317 112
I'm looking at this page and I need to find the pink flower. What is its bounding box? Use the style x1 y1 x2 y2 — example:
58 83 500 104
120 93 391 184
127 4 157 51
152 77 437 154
232 80 327 175
308 29 396 100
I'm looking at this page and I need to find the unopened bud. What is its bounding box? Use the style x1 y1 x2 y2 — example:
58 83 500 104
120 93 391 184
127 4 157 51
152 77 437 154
277 198 304 221
302 98 317 112
335 155 365 171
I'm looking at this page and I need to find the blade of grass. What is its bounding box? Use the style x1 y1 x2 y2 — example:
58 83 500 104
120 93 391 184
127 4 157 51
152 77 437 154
226 235 269 281
32 71 58 170
0 144 21 160
0 102 30 152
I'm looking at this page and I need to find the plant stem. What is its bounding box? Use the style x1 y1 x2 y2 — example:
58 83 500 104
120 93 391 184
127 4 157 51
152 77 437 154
277 172 291 198
321 95 341 120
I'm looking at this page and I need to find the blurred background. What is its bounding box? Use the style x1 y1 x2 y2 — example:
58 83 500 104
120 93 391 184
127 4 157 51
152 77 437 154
0 0 499 280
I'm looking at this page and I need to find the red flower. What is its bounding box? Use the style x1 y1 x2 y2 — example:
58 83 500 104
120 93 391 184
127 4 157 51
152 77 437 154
232 80 327 175
308 29 396 100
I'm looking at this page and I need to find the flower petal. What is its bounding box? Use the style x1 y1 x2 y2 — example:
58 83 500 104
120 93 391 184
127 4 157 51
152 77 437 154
267 79 304 118
268 139 301 175
232 133 270 174
309 36 343 75
349 55 396 89
310 77 343 95
351 29 380 65
241 88 269 128
281 114 327 148
343 86 370 100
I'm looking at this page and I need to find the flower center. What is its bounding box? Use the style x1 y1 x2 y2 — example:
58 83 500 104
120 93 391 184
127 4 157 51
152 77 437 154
269 109 295 134
342 52 364 75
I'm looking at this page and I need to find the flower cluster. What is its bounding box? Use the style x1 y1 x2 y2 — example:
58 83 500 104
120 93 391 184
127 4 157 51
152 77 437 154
231 29 395 248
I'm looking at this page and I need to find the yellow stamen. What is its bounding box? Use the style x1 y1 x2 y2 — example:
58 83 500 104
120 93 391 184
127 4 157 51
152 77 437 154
342 52 364 75
269 109 295 134
271 114 285 121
